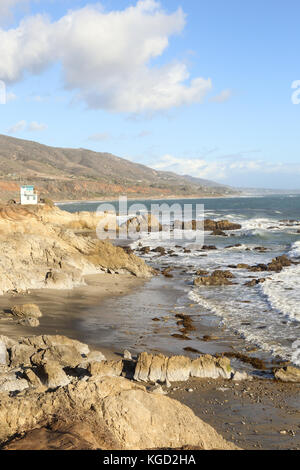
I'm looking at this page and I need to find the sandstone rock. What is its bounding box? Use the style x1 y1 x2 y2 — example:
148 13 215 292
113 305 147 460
167 356 191 382
0 335 17 349
9 344 36 367
0 375 237 450
21 335 90 356
86 350 106 363
31 345 83 368
190 355 231 379
101 389 238 450
123 350 132 361
39 361 71 389
0 205 153 297
17 317 40 327
0 371 29 393
149 384 167 395
0 376 144 445
231 371 252 381
88 360 123 378
133 352 153 382
274 366 300 383
3 417 122 450
11 304 42 319
134 352 232 383
23 368 43 388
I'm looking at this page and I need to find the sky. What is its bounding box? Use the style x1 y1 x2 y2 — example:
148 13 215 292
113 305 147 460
0 0 300 189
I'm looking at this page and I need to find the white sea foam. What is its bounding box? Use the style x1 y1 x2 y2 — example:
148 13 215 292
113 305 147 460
261 264 300 323
189 287 300 365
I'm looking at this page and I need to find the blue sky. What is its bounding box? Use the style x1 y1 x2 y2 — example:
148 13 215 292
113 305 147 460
0 0 300 189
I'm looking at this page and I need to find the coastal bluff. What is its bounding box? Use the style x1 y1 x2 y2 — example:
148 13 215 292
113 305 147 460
0 203 153 295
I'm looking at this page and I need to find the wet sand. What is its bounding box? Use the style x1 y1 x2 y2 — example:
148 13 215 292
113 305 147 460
0 273 146 360
168 377 300 450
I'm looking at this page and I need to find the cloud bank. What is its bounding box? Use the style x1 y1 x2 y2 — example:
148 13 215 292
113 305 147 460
0 0 212 112
151 154 300 182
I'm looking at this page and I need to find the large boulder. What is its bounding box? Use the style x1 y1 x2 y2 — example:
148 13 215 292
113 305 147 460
101 389 238 450
0 377 146 445
0 376 237 450
38 361 71 389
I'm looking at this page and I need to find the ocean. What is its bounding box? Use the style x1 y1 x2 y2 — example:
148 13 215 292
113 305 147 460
59 194 300 366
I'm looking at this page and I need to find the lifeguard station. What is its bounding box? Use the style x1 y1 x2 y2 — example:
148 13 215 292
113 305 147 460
20 186 38 205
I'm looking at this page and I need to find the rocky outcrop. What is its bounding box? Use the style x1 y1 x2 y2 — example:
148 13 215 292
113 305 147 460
194 270 235 287
0 205 153 295
121 214 162 234
0 334 238 450
204 219 242 231
249 255 294 274
173 219 242 232
133 352 232 383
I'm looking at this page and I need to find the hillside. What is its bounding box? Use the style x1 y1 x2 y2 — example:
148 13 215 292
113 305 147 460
0 134 238 201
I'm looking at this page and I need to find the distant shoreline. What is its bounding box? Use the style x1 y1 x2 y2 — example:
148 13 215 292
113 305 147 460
55 194 242 205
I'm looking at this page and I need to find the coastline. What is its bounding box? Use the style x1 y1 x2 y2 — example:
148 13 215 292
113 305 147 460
55 194 242 205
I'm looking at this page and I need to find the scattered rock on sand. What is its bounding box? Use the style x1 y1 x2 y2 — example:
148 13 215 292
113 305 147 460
11 304 42 319
17 317 40 327
274 366 300 383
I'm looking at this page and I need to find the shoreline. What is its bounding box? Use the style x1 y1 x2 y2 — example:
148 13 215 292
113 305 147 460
55 194 243 205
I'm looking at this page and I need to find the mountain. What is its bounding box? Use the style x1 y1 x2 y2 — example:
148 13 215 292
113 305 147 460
0 134 238 201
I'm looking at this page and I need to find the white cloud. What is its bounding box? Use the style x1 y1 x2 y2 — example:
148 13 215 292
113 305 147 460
27 121 47 131
0 1 212 112
0 0 30 25
151 154 300 181
210 89 232 103
6 119 26 133
87 132 110 142
6 119 47 133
